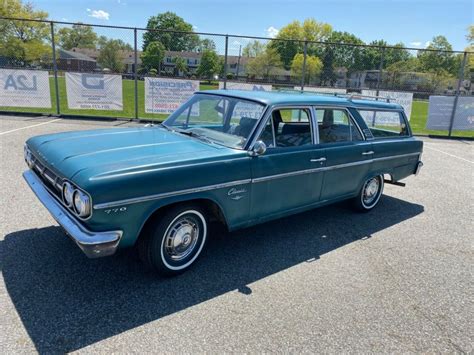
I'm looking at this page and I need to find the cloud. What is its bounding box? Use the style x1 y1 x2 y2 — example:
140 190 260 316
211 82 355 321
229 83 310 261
265 26 279 38
410 41 422 47
87 9 110 20
424 41 431 48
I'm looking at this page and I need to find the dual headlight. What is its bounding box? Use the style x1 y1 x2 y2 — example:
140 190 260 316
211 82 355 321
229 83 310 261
24 145 34 168
62 181 91 218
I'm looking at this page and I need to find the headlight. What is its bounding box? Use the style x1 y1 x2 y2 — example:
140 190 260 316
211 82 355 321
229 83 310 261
62 182 75 207
24 145 34 168
73 190 91 218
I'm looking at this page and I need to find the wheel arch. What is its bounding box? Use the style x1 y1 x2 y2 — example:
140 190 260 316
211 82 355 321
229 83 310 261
134 197 229 247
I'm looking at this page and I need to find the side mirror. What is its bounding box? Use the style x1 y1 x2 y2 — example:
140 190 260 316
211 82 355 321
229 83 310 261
249 140 267 157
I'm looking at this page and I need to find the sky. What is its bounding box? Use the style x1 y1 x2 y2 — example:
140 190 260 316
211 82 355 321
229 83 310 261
30 0 473 51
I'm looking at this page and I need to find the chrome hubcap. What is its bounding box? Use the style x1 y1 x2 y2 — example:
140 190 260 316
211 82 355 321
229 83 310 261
363 177 380 205
164 217 199 261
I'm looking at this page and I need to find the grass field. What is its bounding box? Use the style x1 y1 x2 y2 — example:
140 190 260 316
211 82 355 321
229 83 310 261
1 78 472 137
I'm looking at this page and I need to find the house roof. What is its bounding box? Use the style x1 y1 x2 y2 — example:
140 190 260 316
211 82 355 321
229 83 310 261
196 89 403 110
59 48 96 62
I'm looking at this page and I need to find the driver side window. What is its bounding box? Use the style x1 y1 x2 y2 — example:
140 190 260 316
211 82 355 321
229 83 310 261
258 108 313 148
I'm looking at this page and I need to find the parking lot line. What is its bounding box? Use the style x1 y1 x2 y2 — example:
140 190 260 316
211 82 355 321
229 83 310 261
0 118 62 136
424 144 474 164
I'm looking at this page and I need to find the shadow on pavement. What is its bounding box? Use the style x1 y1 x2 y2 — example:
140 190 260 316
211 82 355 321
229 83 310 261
1 195 423 353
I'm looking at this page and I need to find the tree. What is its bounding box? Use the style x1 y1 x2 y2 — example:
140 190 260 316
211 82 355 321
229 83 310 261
270 18 332 69
242 40 266 57
247 47 283 79
97 39 125 72
291 53 323 84
142 12 199 51
418 36 457 75
57 24 97 50
196 49 220 81
174 57 188 75
199 38 216 52
467 25 474 44
0 0 51 65
141 41 165 71
326 31 365 71
97 36 132 51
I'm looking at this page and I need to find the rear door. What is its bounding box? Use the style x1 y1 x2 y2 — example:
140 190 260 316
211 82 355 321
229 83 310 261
315 107 373 201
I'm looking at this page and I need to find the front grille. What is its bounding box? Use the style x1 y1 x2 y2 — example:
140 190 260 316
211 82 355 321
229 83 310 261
30 153 62 198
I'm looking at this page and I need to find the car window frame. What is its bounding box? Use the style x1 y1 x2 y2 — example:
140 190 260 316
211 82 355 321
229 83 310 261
355 108 412 140
250 105 317 150
312 105 366 145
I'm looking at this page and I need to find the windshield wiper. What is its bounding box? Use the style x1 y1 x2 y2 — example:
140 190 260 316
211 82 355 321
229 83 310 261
175 129 214 145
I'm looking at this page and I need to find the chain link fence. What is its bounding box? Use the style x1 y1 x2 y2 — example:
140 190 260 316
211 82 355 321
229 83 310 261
0 17 472 137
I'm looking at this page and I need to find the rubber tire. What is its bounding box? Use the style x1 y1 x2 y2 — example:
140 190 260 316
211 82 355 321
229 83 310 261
138 204 208 277
352 175 384 212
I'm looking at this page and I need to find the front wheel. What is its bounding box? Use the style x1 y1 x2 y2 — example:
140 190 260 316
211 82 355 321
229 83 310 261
139 204 208 276
353 175 384 212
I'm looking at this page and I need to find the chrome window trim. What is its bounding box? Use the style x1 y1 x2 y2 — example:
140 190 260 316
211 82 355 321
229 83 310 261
355 108 412 139
93 152 420 209
249 104 316 151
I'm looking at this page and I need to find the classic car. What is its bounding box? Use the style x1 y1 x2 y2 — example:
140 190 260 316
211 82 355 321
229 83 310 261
23 90 423 276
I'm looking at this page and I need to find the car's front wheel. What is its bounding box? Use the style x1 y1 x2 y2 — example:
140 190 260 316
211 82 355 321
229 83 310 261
139 204 208 276
353 175 384 212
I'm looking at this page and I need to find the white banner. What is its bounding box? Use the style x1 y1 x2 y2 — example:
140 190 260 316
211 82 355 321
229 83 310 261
0 69 51 108
145 77 199 114
362 90 413 120
219 82 271 119
65 72 123 110
426 96 474 131
219 82 272 91
295 86 347 94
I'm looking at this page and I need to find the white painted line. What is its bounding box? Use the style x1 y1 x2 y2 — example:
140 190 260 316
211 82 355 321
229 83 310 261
0 118 62 136
424 145 474 164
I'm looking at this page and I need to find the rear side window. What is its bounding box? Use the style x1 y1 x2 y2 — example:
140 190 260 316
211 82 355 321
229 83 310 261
358 110 409 138
315 108 363 143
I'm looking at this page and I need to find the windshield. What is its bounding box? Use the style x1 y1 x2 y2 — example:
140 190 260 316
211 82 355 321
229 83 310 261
162 94 266 149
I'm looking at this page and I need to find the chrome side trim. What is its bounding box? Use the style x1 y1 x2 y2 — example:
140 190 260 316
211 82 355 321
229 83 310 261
93 152 421 209
93 178 252 210
23 170 122 258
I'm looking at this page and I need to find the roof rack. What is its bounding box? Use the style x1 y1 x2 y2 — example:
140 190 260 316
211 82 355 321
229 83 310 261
348 94 391 103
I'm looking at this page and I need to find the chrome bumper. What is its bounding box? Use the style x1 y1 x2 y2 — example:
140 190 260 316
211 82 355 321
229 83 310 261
23 170 122 258
415 161 423 175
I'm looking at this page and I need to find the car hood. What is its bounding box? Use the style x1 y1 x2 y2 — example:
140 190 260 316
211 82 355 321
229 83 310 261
26 126 235 183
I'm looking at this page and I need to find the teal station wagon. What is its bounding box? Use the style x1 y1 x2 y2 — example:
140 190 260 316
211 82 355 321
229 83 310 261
23 90 423 276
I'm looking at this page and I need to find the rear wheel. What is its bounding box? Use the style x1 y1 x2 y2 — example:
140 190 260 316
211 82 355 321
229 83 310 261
353 175 384 212
139 204 208 276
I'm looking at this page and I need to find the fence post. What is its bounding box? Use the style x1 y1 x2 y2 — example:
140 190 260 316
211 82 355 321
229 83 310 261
300 40 308 90
223 35 229 89
133 28 138 120
376 47 385 96
448 51 468 137
50 21 60 116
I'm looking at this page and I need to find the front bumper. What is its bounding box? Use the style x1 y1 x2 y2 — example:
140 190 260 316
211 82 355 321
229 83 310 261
23 170 122 258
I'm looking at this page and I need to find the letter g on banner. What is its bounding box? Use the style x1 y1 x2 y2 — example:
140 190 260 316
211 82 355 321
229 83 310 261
81 74 105 90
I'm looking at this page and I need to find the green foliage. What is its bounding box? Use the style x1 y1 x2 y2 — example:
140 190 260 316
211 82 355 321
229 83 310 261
418 36 457 75
141 41 165 71
174 56 188 75
242 40 266 57
97 39 125 72
196 49 220 79
57 24 97 50
97 36 132 51
271 18 332 69
149 68 158 76
327 31 365 71
0 0 50 65
291 53 323 84
142 12 199 51
247 47 283 78
199 38 216 52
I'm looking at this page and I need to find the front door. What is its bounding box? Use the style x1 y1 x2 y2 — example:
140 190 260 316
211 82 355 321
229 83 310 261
249 107 326 220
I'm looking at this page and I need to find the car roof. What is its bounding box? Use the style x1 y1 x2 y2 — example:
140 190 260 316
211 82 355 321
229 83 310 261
196 89 403 111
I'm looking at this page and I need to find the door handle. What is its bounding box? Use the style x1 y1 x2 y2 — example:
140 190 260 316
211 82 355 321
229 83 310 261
310 157 326 162
362 151 374 155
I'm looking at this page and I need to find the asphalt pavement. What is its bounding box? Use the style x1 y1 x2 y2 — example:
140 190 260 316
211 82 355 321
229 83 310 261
0 115 473 353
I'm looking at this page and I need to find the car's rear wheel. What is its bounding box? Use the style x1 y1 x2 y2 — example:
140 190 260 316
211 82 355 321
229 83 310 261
353 175 384 212
139 204 208 276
